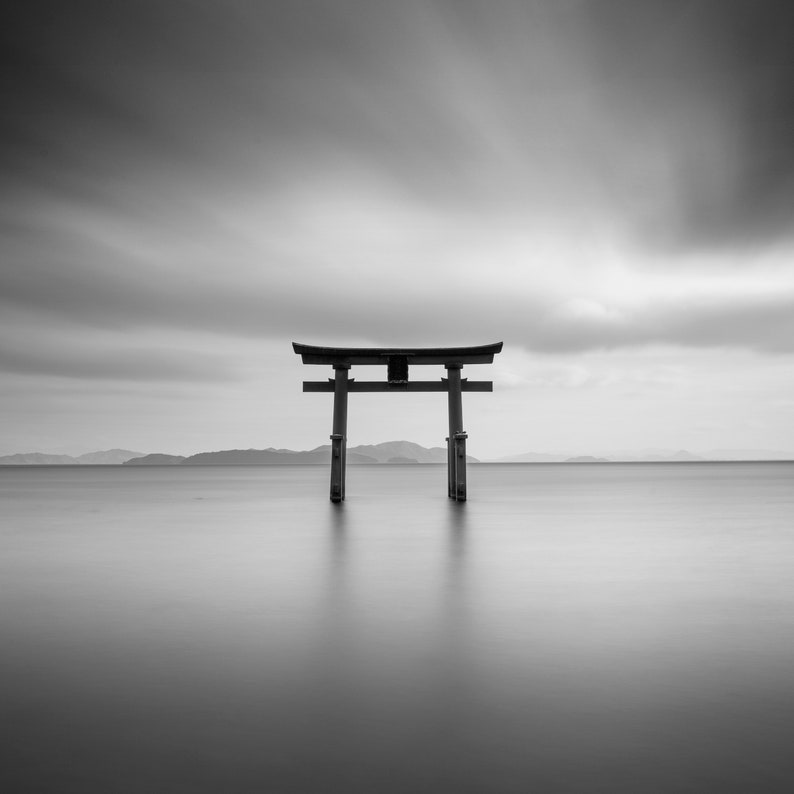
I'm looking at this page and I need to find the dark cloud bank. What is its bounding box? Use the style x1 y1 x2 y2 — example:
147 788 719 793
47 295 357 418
2 1 793 382
3 0 791 240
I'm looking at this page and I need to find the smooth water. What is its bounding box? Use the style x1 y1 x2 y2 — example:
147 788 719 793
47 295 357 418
2 463 794 792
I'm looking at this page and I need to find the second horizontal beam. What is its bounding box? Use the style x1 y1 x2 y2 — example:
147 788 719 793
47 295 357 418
303 380 493 393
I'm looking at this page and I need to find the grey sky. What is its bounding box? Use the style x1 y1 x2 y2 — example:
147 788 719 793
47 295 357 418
1 1 793 456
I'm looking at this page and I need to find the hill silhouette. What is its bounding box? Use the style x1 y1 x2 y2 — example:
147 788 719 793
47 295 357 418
122 441 480 466
0 449 142 465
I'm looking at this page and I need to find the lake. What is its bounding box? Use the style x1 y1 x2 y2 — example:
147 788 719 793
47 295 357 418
2 463 794 792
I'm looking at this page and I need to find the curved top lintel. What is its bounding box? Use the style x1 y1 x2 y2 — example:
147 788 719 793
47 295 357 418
293 341 503 365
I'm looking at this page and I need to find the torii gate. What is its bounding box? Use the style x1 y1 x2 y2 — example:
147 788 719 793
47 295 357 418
293 342 503 502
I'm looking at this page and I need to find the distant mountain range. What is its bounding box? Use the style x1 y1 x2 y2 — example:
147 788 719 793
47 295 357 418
491 449 704 463
0 449 143 465
124 441 478 466
1 443 791 465
491 448 794 462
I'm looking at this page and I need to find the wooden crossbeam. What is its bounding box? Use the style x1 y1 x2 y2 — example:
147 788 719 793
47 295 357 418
303 379 493 393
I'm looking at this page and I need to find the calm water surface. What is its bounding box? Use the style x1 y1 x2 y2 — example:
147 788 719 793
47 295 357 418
2 463 794 792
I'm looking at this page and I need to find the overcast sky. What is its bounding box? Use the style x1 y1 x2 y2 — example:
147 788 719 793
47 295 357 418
2 0 793 458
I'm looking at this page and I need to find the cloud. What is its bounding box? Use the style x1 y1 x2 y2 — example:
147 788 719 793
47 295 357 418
579 0 794 250
0 321 238 382
2 179 793 372
517 292 794 354
2 0 793 392
4 1 792 250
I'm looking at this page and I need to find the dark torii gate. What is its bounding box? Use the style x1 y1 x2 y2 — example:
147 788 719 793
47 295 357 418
293 342 503 502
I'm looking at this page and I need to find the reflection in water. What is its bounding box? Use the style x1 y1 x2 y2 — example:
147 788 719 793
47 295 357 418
445 500 469 584
327 502 349 615
309 497 479 786
442 500 469 661
2 464 794 793
318 503 352 677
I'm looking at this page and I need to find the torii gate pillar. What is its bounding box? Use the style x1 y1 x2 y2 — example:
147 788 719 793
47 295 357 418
446 364 467 501
330 365 350 502
293 342 502 502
